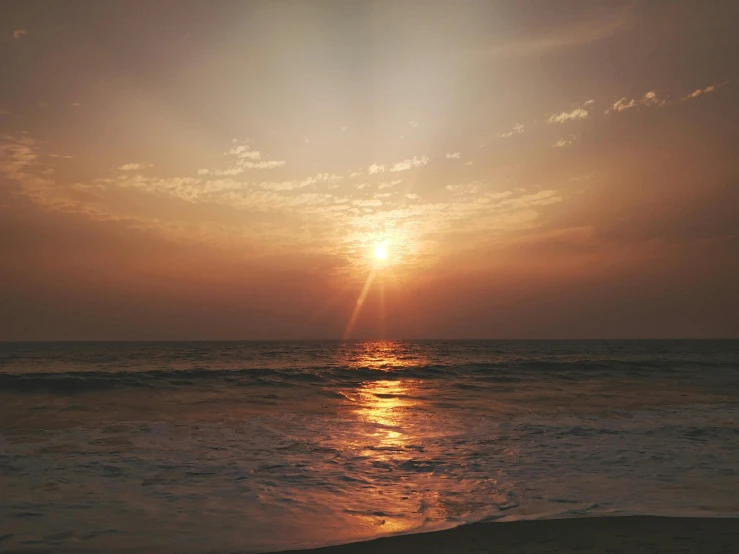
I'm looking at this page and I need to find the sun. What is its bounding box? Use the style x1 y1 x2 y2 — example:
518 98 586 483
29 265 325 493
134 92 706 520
374 244 388 260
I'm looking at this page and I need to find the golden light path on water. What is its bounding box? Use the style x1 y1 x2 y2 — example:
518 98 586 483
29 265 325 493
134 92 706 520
337 379 422 534
329 341 496 536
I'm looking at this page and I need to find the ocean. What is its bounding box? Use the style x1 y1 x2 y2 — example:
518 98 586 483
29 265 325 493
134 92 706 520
1 340 738 553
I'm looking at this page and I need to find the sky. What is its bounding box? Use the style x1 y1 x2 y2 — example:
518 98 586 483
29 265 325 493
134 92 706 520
1 0 738 340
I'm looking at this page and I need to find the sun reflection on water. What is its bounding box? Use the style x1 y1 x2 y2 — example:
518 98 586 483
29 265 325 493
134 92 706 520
353 380 418 451
342 340 432 371
340 342 425 454
332 342 433 533
326 342 508 537
338 343 426 456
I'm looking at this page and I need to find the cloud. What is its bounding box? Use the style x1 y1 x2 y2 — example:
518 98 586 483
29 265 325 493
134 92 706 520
604 84 717 115
446 182 483 195
498 189 560 209
553 138 573 148
682 85 716 101
497 123 525 138
228 145 285 169
118 163 153 171
197 143 285 175
390 155 429 172
228 144 261 160
547 109 588 124
353 199 383 207
378 180 402 189
445 152 461 159
49 154 74 159
465 4 632 59
239 160 286 169
198 167 243 176
228 143 285 168
258 173 341 192
0 135 122 220
0 135 38 173
410 120 419 128
113 175 203 200
13 29 27 40
1 132 567 275
368 163 385 174
606 90 665 113
0 108 11 116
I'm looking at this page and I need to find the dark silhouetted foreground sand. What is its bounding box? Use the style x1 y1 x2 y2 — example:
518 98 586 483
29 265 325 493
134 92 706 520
275 517 739 554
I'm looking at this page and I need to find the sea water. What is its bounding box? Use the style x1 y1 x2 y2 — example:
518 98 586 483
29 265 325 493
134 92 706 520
1 340 738 552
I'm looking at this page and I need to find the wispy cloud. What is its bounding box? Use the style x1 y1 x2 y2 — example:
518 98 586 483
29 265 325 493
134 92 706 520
682 84 716 101
259 173 341 192
498 189 560 209
368 163 385 175
378 180 402 189
465 4 633 59
1 132 567 273
118 162 153 171
197 167 242 176
227 144 262 160
446 183 476 193
13 29 27 40
606 84 719 114
0 135 38 173
390 155 429 172
49 154 74 159
197 143 285 175
228 143 285 169
240 160 286 169
445 152 461 159
553 138 573 148
606 90 665 113
497 123 525 138
547 109 589 124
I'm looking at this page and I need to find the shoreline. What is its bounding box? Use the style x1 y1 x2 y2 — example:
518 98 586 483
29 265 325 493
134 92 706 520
271 516 739 554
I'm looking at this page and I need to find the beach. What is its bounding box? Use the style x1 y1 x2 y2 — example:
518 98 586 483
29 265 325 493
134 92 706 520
277 517 739 554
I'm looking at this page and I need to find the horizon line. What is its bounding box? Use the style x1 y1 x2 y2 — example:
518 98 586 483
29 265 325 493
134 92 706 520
1 337 737 343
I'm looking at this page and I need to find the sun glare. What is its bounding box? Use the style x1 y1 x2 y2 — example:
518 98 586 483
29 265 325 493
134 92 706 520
374 244 388 260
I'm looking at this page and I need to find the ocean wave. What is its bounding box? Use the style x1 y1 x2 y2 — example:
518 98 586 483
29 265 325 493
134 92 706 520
2 354 737 395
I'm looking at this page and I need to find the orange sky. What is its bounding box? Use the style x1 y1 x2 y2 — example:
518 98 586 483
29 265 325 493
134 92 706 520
1 0 738 339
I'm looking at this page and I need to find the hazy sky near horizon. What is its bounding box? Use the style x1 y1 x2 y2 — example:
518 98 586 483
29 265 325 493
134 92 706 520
1 0 738 340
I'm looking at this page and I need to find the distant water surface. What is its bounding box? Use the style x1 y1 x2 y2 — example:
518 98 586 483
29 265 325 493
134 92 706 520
1 340 738 553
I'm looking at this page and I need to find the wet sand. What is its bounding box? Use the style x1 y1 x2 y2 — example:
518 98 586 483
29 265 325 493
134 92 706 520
275 517 739 554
